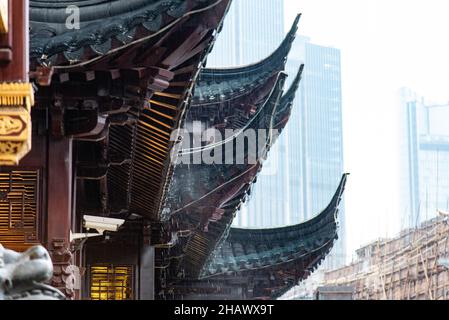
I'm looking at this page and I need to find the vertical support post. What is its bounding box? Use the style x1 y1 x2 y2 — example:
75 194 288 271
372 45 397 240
0 0 27 79
46 137 77 299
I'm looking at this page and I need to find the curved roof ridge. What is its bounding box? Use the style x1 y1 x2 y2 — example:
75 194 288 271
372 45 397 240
229 173 348 237
280 64 304 107
200 13 301 79
179 72 287 155
201 174 348 279
29 0 223 66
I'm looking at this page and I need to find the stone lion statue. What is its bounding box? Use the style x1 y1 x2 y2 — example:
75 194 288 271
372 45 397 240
0 244 65 300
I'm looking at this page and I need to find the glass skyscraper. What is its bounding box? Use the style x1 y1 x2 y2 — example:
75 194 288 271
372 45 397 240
208 1 346 268
282 37 345 269
206 0 285 67
399 89 449 228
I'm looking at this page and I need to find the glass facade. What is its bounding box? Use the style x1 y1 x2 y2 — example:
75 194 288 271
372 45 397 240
206 0 285 67
285 37 346 269
399 89 449 228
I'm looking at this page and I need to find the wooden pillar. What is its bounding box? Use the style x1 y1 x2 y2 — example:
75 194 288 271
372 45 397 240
46 136 77 299
0 0 27 80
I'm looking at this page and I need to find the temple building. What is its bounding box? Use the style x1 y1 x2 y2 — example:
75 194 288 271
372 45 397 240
0 0 347 300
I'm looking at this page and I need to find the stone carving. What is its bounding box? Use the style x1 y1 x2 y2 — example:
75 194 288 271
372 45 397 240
0 244 65 300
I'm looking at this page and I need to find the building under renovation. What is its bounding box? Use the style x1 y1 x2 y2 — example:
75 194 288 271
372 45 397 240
0 0 347 300
321 215 449 300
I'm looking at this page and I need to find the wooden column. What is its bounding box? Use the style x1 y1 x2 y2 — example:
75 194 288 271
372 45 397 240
0 0 27 80
46 136 77 299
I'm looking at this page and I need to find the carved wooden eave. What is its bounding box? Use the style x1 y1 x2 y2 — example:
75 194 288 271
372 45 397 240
206 174 348 276
161 66 306 286
187 14 301 129
30 0 233 222
0 82 34 165
156 73 287 288
170 174 348 300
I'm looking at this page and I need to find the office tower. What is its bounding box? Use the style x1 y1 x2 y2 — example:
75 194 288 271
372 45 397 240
399 88 449 229
207 0 285 67
287 37 345 268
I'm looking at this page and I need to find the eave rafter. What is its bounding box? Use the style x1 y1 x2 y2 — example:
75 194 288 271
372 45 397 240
31 0 233 221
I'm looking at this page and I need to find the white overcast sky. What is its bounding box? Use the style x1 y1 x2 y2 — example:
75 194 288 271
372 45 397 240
284 0 449 258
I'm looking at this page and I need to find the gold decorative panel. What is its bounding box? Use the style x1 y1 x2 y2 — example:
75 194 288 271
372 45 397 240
0 170 40 251
0 83 34 165
90 265 134 300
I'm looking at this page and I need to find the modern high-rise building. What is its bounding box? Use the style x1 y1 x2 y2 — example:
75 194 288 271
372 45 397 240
398 88 449 229
208 2 346 268
284 37 346 269
206 0 285 67
207 0 288 228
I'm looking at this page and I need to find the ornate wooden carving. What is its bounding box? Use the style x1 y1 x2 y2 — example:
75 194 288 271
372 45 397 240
49 238 76 299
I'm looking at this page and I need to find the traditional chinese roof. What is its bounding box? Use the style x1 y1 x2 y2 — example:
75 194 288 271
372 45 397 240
26 2 346 301
205 174 347 277
157 62 305 289
160 72 287 284
30 0 226 69
191 14 300 107
30 0 232 222
169 174 348 300
167 71 287 229
179 67 305 278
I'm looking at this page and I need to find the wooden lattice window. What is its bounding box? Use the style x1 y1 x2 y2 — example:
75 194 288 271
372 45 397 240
90 265 134 300
0 170 39 251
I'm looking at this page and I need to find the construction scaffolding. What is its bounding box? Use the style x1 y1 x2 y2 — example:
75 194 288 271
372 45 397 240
323 215 449 300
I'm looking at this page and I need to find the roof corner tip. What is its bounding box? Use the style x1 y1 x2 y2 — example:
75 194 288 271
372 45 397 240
289 13 301 34
297 64 305 77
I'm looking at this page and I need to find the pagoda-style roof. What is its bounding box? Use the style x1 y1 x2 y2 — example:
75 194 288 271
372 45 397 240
191 14 301 107
204 174 348 278
30 0 232 222
30 0 226 69
174 68 305 277
160 72 287 283
167 72 287 227
25 2 346 300
169 174 348 300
